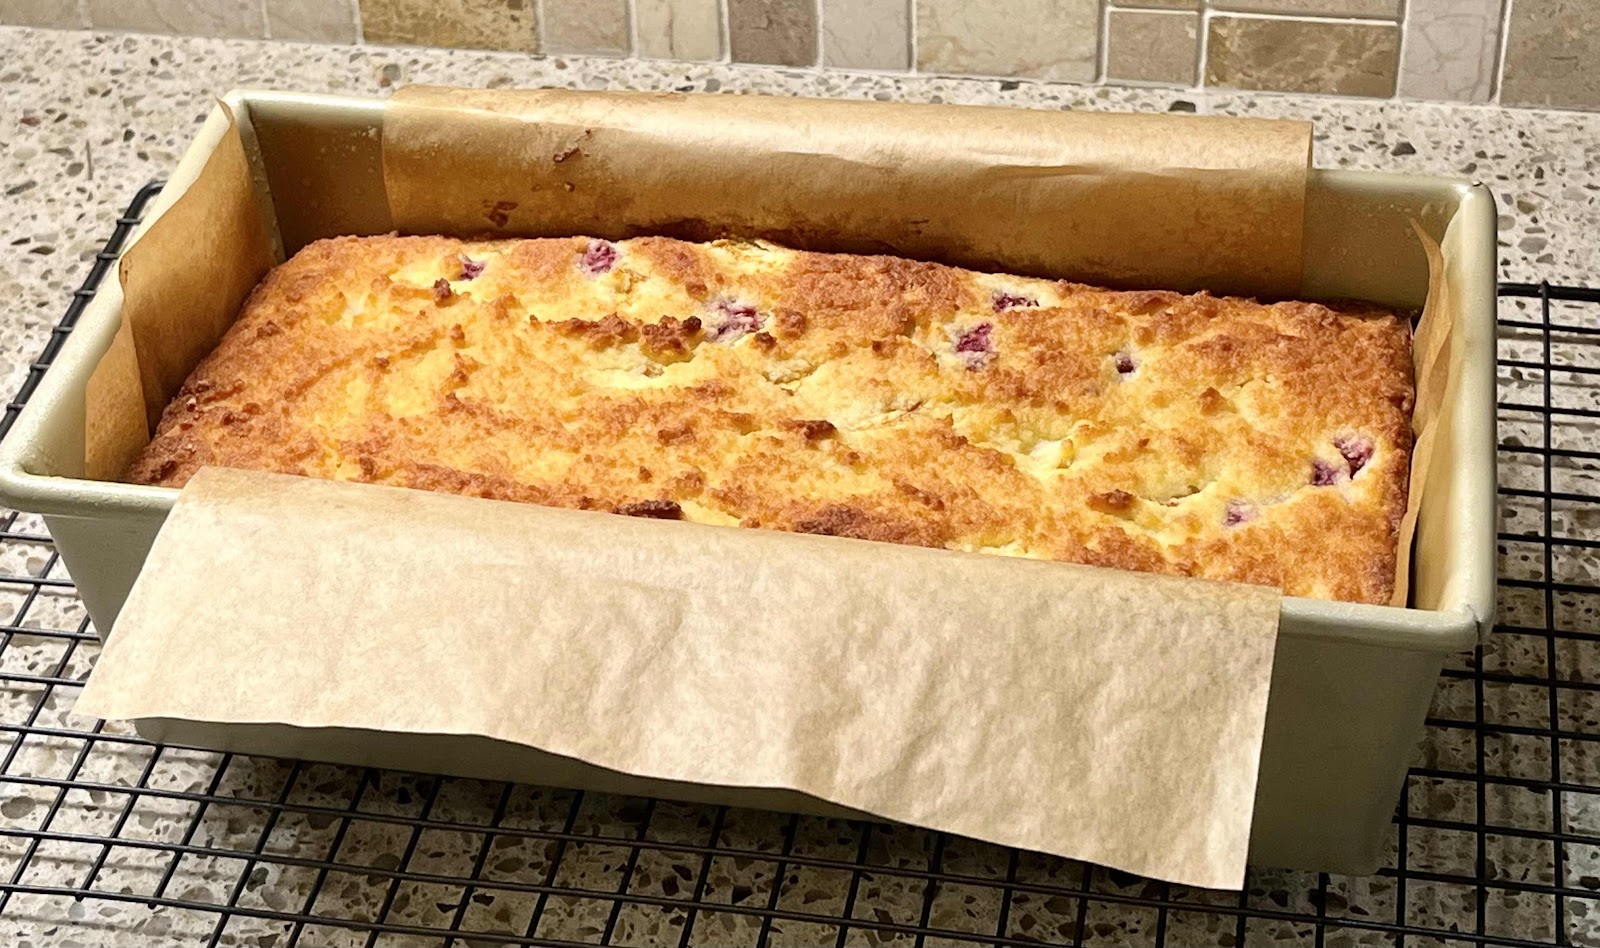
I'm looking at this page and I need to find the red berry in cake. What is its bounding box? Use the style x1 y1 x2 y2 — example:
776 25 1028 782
580 239 617 275
708 299 762 342
1311 458 1342 487
1335 434 1374 476
992 291 1038 312
954 323 996 369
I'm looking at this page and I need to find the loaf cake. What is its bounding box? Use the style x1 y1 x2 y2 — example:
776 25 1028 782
128 235 1415 604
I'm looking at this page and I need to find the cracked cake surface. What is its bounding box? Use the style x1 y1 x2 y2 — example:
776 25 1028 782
127 234 1415 604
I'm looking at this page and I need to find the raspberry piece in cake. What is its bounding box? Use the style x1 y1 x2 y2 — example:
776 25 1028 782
460 256 486 280
954 323 995 370
1311 458 1343 487
580 239 618 275
992 291 1038 312
707 300 762 342
1335 434 1374 476
1114 350 1137 376
1223 500 1256 526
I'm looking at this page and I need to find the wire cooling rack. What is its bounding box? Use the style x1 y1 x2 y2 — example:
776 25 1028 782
0 181 1595 948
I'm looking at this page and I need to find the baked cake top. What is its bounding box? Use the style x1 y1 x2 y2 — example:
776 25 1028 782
129 234 1414 604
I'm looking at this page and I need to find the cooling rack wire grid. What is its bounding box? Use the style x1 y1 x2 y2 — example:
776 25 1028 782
0 181 1596 948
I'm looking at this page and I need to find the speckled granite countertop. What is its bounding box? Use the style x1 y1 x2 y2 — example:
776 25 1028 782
1 23 1599 948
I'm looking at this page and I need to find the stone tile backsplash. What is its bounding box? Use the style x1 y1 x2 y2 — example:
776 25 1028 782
821 0 907 71
1397 0 1503 104
634 0 721 61
726 0 815 67
1206 15 1400 97
359 0 538 53
84 0 266 38
263 0 358 44
0 0 1594 112
1105 9 1200 86
542 0 630 56
1499 0 1600 111
916 0 1099 83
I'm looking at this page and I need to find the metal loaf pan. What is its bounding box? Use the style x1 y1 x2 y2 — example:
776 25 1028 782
0 91 1498 875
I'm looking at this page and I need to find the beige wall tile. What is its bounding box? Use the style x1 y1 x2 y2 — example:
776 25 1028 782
1106 9 1197 85
0 0 88 27
1212 0 1400 15
359 0 536 52
635 0 721 61
1397 0 1500 102
1206 15 1400 97
1113 0 1197 8
542 0 630 55
728 0 816 66
266 0 358 43
822 0 908 70
917 0 1098 82
87 0 266 37
1501 0 1600 110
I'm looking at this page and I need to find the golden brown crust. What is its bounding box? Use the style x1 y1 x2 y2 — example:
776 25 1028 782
128 234 1415 604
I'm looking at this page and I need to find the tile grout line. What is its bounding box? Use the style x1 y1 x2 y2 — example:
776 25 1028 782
1098 0 1111 84
351 0 364 44
1391 0 1409 97
904 0 915 73
1211 0 1397 20
1207 9 1407 28
1491 0 1514 105
259 0 270 40
1197 3 1213 98
814 0 824 67
534 0 548 57
628 0 642 59
718 0 732 64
